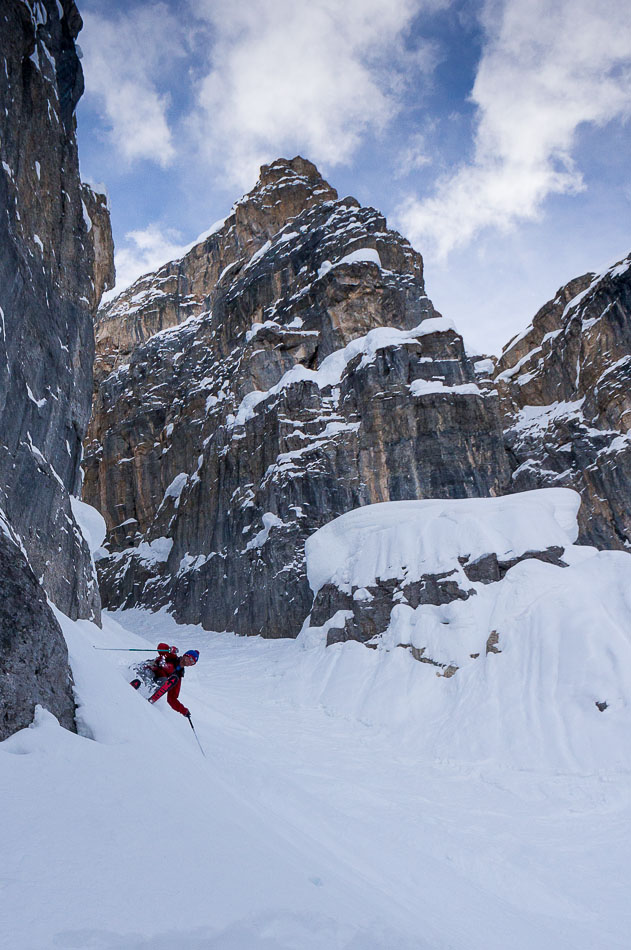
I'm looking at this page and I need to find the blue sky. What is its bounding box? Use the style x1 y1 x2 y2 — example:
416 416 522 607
76 0 631 354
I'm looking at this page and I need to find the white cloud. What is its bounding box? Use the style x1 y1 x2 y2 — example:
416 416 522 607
81 4 187 167
393 130 433 177
188 0 440 187
398 0 631 258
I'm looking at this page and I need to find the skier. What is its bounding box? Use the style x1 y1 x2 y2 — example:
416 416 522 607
150 648 198 717
130 643 176 690
131 647 199 717
152 642 179 674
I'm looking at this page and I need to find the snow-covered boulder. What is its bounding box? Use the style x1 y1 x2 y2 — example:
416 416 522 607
300 487 631 769
305 488 579 652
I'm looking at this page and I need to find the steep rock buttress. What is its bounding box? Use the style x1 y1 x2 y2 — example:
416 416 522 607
84 158 511 637
0 0 113 737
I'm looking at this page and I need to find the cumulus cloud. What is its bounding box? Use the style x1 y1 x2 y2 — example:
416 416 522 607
398 0 631 258
188 0 440 187
80 4 187 167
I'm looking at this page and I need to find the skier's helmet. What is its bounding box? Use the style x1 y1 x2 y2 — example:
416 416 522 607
157 642 170 653
182 649 199 666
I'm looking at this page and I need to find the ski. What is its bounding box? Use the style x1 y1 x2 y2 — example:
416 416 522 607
148 674 179 705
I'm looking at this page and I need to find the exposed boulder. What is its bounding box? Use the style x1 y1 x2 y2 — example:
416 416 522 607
84 158 511 637
492 254 631 549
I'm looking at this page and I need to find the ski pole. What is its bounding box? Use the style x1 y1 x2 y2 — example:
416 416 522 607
93 647 158 652
187 715 206 757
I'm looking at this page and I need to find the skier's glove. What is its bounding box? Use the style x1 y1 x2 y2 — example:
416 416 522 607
183 708 190 718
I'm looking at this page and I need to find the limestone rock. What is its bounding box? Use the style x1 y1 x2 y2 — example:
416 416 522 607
92 156 338 383
0 1 113 737
81 182 115 311
492 254 631 549
85 158 512 638
311 547 567 648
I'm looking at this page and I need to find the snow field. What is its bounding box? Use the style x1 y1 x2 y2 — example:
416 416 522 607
2 487 631 948
2 611 425 950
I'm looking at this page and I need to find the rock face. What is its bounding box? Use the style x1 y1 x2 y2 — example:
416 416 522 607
92 157 337 384
0 525 75 740
85 157 512 638
0 1 113 734
81 182 115 312
0 0 113 619
491 254 631 549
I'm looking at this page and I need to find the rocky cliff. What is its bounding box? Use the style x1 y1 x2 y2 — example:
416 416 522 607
0 0 113 737
491 253 631 549
84 157 511 638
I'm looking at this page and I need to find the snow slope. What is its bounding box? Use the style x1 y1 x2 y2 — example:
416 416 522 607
2 489 631 948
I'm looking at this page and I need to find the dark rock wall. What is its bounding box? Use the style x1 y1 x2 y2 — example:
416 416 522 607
0 0 110 619
0 527 75 740
0 0 113 736
492 254 631 549
86 159 511 637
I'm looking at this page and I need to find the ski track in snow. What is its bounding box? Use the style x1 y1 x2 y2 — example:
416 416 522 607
1 604 630 950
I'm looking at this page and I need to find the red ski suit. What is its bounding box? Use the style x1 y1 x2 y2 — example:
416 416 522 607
149 657 189 716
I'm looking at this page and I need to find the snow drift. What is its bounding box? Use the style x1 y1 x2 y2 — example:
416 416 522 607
300 488 631 771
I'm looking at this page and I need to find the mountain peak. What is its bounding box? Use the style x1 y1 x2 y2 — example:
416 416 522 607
258 156 332 189
241 155 338 209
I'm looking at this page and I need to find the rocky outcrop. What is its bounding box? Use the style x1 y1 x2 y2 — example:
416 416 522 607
81 182 115 311
0 1 113 736
301 489 576 657
85 158 511 638
313 545 568 648
491 254 631 549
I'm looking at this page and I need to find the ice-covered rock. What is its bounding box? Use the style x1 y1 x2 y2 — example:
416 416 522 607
304 488 578 649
